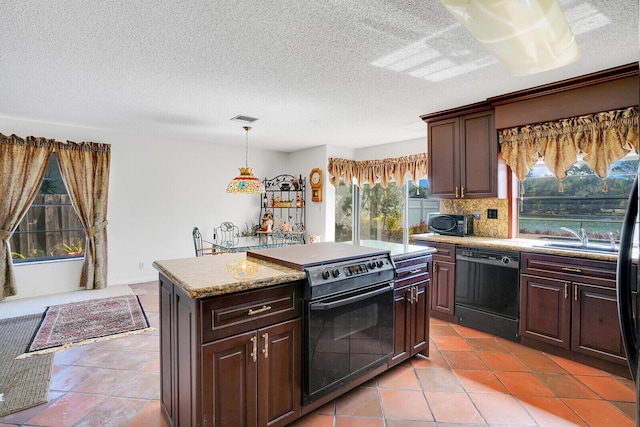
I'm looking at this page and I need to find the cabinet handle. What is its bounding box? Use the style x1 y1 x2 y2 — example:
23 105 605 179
574 285 578 301
455 187 460 198
250 336 257 362
564 283 569 299
461 186 465 198
562 267 582 273
433 262 439 273
262 333 269 359
409 268 422 274
413 286 419 304
248 305 272 316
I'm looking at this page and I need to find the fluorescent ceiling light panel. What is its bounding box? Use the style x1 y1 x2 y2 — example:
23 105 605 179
440 0 580 75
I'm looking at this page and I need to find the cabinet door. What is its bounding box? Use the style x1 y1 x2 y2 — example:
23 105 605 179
428 117 460 198
257 319 301 427
410 281 430 357
520 275 571 349
390 287 411 367
431 261 455 318
201 331 258 427
459 110 497 198
572 283 626 364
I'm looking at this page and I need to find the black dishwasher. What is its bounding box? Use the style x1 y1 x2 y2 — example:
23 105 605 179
455 246 520 342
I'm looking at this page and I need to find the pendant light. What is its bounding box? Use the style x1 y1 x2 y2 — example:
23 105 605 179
226 126 266 194
440 0 580 76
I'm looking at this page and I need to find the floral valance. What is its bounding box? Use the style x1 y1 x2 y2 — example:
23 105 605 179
499 106 638 192
328 153 428 188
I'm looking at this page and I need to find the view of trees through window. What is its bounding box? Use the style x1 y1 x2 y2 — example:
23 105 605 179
10 153 85 262
335 178 437 243
519 154 638 243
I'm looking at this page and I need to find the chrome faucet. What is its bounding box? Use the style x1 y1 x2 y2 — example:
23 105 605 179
560 227 588 247
608 232 617 250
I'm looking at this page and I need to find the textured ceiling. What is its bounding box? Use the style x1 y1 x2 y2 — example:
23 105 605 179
0 0 638 152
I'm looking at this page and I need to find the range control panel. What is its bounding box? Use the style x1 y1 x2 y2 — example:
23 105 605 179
304 254 395 300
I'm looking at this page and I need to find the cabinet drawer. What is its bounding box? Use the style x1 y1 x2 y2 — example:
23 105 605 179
395 256 430 288
521 253 616 286
429 243 456 263
201 282 302 343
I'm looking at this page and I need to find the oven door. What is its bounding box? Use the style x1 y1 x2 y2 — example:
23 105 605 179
303 281 394 405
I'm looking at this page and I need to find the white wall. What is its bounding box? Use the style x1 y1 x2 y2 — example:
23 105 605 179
1 117 289 299
354 137 426 160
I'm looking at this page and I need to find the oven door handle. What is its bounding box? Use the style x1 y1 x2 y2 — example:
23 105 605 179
309 283 392 311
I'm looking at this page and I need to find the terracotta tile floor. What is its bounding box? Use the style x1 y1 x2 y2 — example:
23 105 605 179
0 282 636 426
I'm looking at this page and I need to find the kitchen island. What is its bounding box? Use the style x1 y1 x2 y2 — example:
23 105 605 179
154 242 436 427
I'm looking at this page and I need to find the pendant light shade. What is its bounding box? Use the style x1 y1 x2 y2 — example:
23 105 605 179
226 126 266 194
440 0 580 76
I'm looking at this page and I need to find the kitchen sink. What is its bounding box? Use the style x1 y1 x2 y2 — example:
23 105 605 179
535 242 619 254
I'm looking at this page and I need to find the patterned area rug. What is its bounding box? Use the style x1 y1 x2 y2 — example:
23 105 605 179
24 295 152 356
0 314 54 417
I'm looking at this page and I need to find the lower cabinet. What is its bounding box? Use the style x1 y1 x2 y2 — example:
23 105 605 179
428 242 457 323
201 318 301 427
160 274 303 427
520 253 628 365
390 254 431 367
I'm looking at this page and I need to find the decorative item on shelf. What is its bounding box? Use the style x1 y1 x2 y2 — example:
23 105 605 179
292 177 300 190
260 211 274 232
295 195 304 207
310 168 322 202
280 183 290 191
226 126 266 194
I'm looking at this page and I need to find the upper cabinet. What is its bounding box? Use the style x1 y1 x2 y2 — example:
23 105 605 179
425 107 497 199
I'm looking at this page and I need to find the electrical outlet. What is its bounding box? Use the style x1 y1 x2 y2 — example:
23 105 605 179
0 393 4 402
138 262 144 269
487 209 498 219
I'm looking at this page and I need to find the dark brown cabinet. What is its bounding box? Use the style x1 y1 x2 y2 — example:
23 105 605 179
520 253 627 365
160 275 302 427
426 109 497 199
428 242 457 323
390 254 431 367
201 318 301 427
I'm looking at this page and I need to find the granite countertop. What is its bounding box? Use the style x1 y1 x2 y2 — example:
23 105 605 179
153 252 307 299
411 233 635 262
349 239 437 261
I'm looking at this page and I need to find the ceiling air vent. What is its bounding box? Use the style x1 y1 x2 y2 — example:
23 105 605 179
231 115 259 123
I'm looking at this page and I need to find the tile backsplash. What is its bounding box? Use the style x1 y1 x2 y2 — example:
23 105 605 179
439 198 509 238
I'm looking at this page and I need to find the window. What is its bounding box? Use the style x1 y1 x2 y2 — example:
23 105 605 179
10 153 85 262
518 154 638 243
334 177 436 243
359 182 404 243
335 181 353 242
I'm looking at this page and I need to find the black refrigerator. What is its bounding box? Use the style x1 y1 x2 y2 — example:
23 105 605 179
617 174 639 425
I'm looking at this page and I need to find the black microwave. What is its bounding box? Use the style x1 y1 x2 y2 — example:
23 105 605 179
428 214 473 236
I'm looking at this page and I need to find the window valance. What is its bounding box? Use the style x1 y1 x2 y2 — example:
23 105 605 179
328 153 428 188
499 106 638 192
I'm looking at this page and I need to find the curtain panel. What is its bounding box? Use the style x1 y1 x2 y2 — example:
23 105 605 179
56 141 111 290
0 134 55 300
499 106 639 193
328 153 428 188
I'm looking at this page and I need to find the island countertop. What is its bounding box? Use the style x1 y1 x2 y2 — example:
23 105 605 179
348 239 437 261
153 252 307 299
